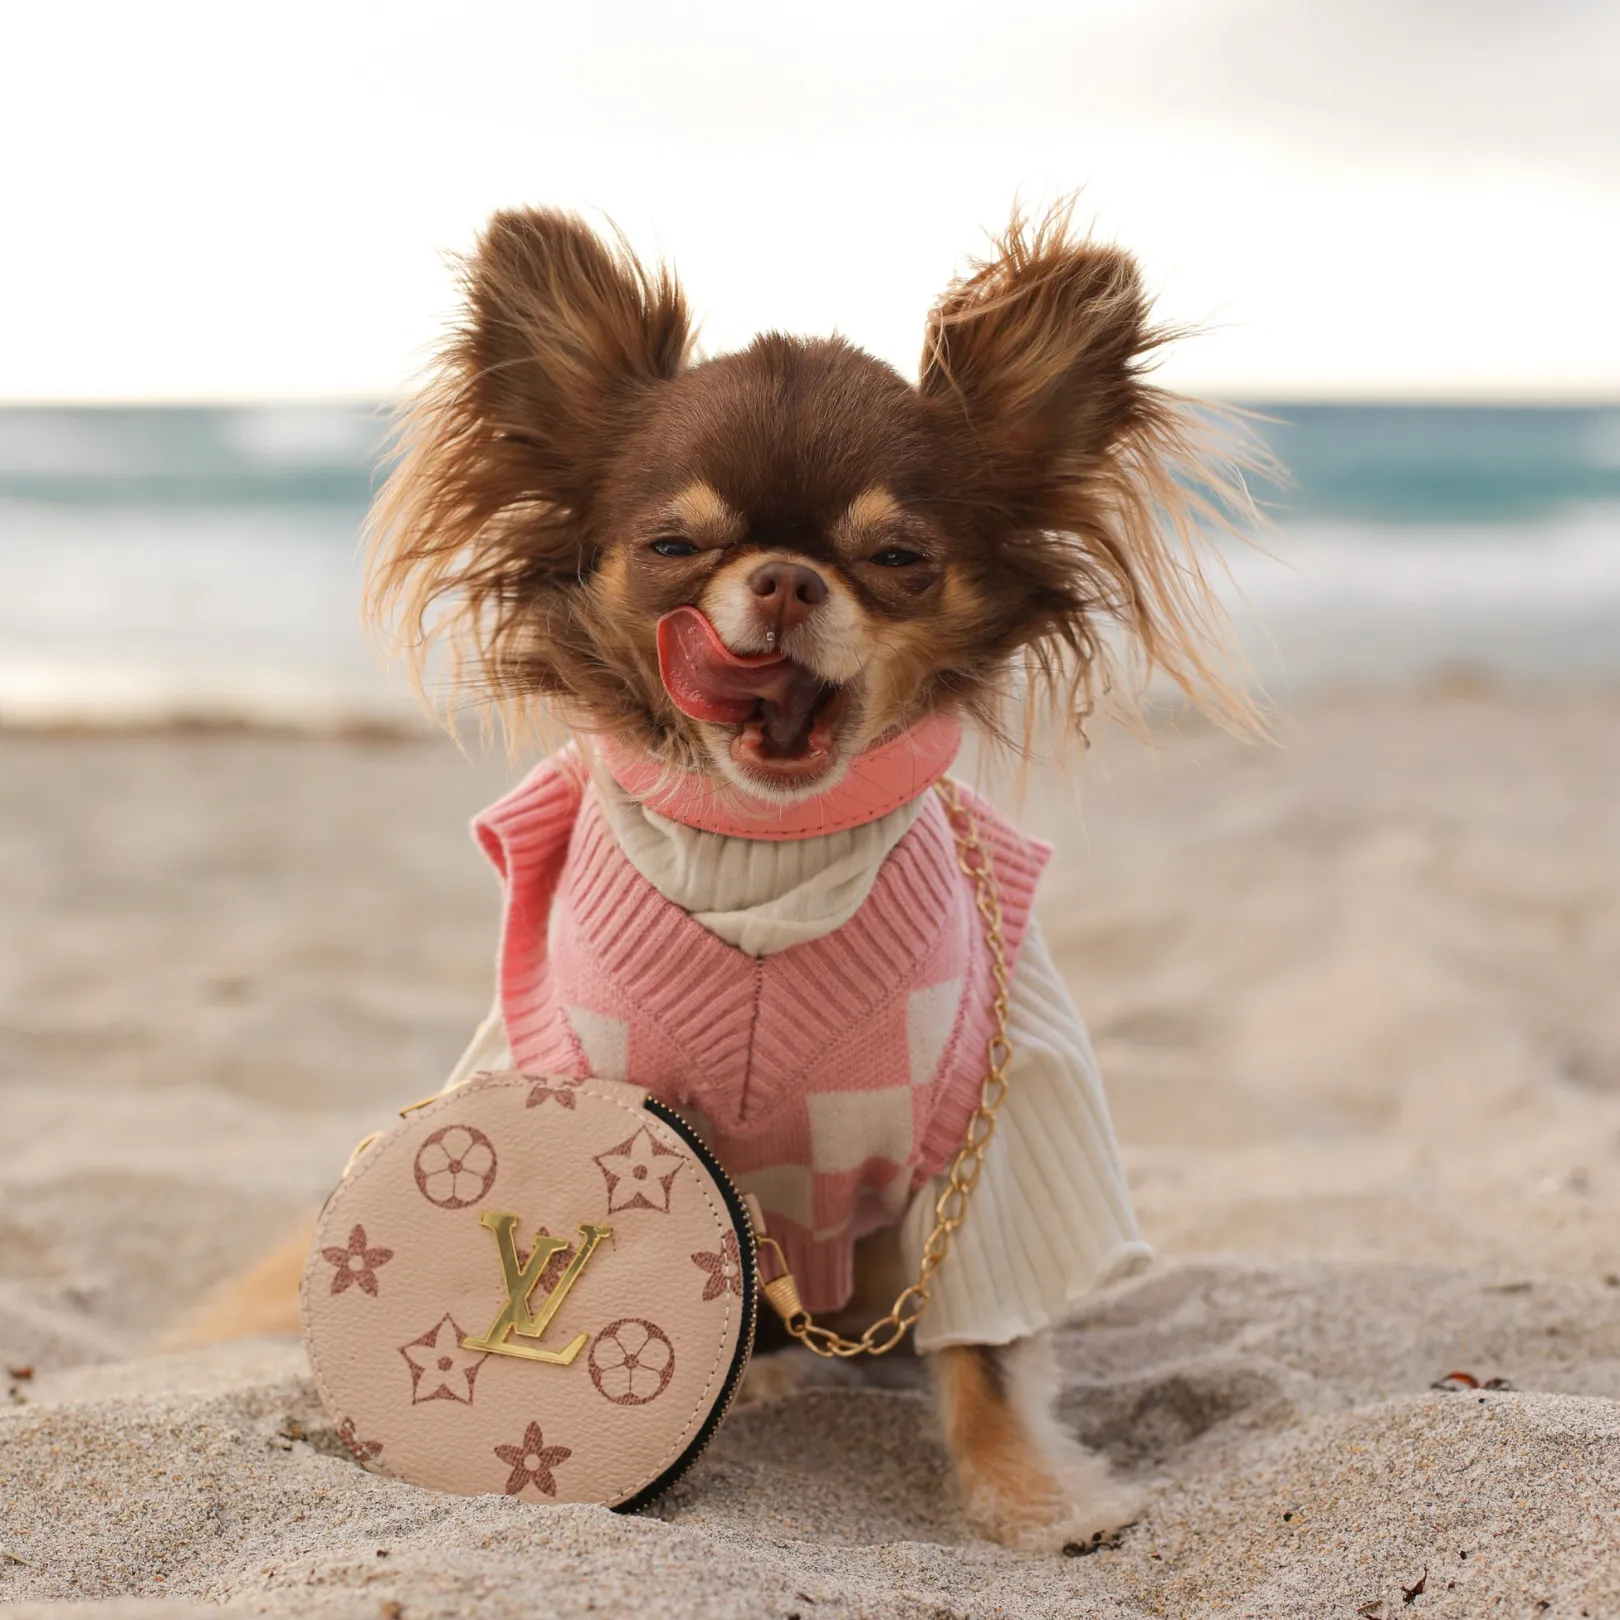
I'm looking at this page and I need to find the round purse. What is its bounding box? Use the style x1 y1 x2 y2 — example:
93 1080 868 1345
302 781 1013 1508
302 1074 758 1509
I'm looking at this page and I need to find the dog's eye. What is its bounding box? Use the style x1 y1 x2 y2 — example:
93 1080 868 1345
649 537 700 558
869 547 924 568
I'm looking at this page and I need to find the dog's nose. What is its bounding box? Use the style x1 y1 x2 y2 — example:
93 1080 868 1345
748 561 828 636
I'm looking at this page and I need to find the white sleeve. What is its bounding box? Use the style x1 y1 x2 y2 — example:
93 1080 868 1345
900 917 1153 1352
440 999 514 1092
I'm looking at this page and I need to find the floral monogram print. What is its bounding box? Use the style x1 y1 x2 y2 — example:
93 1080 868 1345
589 1318 675 1405
413 1124 498 1209
399 1314 487 1404
593 1127 685 1214
494 1421 571 1496
525 1075 586 1109
321 1224 394 1297
690 1230 743 1301
337 1417 383 1465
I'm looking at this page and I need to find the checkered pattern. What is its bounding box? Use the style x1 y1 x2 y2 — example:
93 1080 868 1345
474 754 1048 1312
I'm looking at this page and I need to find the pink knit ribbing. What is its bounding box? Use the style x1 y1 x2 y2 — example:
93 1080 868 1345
473 754 1049 1310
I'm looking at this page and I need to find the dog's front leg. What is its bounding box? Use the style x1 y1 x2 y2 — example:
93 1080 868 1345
932 1330 1141 1553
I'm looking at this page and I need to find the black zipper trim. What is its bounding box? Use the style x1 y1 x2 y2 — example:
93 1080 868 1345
613 1098 760 1513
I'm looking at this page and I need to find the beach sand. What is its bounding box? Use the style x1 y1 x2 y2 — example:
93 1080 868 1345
3 688 1619 1617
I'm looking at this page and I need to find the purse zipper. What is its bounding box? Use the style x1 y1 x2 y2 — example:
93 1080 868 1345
623 1099 762 1511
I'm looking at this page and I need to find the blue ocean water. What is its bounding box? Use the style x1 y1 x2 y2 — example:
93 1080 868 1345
0 402 1616 724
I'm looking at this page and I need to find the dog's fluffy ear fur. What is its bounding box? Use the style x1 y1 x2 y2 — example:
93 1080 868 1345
919 205 1260 737
920 226 1158 531
366 208 690 723
463 209 690 515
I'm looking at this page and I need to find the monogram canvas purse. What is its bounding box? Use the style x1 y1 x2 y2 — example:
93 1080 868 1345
301 782 1014 1508
303 1072 759 1507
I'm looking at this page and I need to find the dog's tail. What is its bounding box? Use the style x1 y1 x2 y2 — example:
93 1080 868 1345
160 1217 314 1351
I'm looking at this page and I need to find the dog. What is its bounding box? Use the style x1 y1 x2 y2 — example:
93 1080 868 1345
181 202 1256 1552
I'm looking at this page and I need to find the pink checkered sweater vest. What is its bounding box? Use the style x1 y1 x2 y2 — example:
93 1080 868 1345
473 753 1050 1311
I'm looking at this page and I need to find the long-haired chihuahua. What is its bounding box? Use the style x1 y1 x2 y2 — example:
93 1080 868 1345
185 201 1256 1552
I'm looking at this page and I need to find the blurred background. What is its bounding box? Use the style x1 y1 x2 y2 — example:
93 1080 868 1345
2 0 1617 724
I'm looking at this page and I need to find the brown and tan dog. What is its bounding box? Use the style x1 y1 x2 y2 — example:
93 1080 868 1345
180 202 1257 1551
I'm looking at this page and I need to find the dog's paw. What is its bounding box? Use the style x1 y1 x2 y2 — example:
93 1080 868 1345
960 1452 1144 1554
734 1347 819 1406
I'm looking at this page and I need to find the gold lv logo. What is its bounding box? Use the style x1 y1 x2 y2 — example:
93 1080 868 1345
459 1213 612 1365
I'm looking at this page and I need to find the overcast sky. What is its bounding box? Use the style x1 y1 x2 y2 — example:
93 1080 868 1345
4 0 1617 401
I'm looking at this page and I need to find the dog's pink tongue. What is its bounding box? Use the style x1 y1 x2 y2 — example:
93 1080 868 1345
656 606 795 724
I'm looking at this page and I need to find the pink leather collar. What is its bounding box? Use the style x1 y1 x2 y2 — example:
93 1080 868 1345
596 713 963 841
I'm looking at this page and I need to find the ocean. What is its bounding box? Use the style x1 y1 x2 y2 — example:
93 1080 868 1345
1 403 1617 726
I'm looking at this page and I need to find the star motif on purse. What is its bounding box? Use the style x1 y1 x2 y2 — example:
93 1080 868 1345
593 1127 685 1214
399 1313 487 1404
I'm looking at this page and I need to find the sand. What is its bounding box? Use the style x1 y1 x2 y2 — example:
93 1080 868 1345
3 688 1620 1617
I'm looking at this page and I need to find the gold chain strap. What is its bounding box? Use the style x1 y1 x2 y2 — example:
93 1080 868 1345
756 777 1014 1357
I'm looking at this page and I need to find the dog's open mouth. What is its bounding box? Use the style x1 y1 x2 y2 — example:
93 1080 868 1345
656 607 847 775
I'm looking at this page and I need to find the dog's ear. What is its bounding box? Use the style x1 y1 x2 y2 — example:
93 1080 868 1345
463 208 691 516
366 209 690 726
918 206 1260 736
918 211 1159 534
